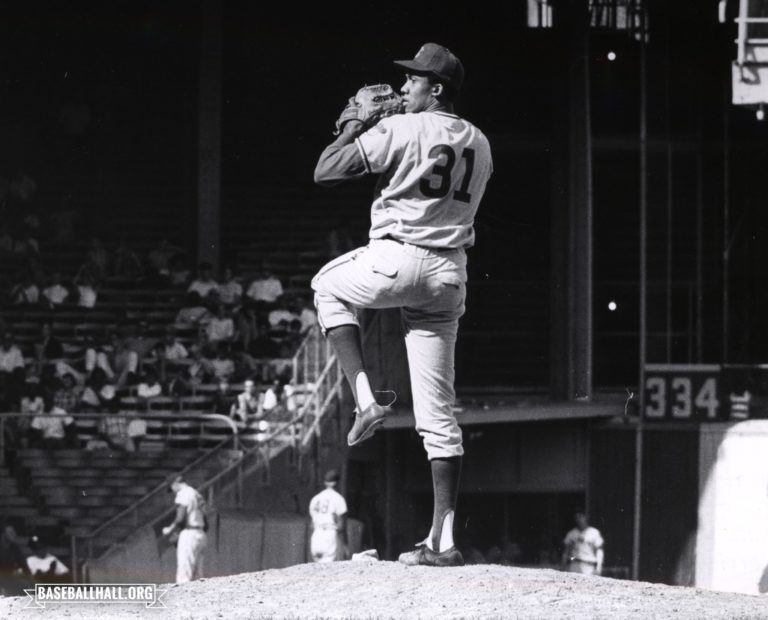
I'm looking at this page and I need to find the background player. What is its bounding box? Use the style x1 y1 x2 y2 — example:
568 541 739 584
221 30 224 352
162 474 208 583
309 469 349 562
312 43 492 566
561 510 604 576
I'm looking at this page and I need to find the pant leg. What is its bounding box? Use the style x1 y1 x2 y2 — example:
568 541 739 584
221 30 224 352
402 309 464 460
401 251 467 460
176 530 196 583
311 243 410 333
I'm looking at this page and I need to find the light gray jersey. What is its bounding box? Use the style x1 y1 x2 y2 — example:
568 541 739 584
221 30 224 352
356 111 492 249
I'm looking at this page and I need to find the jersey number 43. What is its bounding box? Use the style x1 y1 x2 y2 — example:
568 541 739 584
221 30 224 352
420 145 476 203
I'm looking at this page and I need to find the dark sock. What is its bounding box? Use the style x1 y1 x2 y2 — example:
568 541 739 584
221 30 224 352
326 324 366 409
430 456 462 551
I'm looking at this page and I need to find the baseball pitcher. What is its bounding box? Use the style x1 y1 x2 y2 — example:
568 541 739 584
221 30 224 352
312 42 492 566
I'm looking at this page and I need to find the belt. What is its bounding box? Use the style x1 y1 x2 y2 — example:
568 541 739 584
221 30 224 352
570 558 597 565
185 526 205 531
380 235 456 252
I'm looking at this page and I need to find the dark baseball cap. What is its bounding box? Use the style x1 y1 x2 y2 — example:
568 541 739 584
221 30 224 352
324 469 340 483
394 43 464 91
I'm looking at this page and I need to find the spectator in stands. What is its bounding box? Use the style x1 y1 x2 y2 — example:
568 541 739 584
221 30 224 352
76 237 109 284
175 292 212 329
30 398 74 449
74 273 98 309
245 268 284 309
217 267 242 307
9 272 40 306
213 378 235 416
268 297 298 331
41 272 70 308
137 367 164 401
188 261 219 301
26 536 69 584
79 368 117 412
0 520 31 596
35 323 63 363
108 334 140 388
206 304 235 345
0 332 26 411
97 411 136 452
234 304 259 351
17 382 45 447
53 373 82 413
294 296 318 335
125 322 159 364
261 379 287 419
211 343 235 382
146 239 183 282
162 329 189 362
169 255 192 287
169 344 214 395
112 239 144 279
233 379 260 422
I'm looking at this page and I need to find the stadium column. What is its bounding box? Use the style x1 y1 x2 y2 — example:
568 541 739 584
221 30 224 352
198 0 222 272
550 0 593 401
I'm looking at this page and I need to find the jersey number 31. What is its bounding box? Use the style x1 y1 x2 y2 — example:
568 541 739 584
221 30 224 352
420 145 475 203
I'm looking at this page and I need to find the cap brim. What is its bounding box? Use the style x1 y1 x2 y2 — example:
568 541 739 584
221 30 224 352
394 59 433 74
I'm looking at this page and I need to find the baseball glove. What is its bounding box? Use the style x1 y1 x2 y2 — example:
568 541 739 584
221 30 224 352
334 84 403 135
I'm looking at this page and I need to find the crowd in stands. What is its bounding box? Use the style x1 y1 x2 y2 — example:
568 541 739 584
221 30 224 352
0 520 69 596
0 225 319 453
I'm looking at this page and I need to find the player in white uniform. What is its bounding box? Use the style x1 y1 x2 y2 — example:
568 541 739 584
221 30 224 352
561 511 604 576
312 43 492 566
309 469 348 562
162 474 208 583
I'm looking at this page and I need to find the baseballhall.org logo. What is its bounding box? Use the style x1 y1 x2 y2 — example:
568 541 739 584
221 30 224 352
24 583 168 608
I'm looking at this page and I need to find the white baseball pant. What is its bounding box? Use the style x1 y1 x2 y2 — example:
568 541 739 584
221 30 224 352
310 527 344 562
176 529 206 583
312 238 466 460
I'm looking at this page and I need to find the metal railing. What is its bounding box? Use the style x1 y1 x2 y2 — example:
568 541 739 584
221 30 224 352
70 326 345 580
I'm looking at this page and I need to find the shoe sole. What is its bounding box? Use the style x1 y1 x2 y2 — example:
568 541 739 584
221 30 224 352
347 418 385 447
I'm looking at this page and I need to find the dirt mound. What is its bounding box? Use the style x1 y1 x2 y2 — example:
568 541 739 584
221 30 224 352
2 561 766 619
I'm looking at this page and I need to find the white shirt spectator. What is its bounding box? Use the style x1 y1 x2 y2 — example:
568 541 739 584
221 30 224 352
218 280 243 305
164 341 189 361
188 280 219 298
137 382 163 399
42 284 69 305
31 407 73 439
27 553 69 576
12 284 39 305
175 306 211 327
206 317 234 343
299 308 318 332
246 276 283 303
211 357 235 380
77 285 98 308
0 345 25 373
21 395 45 414
268 309 297 328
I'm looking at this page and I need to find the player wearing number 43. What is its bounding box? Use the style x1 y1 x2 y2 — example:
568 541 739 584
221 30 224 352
312 43 492 567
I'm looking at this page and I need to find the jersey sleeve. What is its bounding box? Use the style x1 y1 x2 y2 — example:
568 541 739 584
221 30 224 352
356 115 408 174
591 529 604 549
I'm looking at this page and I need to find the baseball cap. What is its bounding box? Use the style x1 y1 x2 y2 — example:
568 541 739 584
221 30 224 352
394 43 464 91
324 469 340 483
165 473 184 491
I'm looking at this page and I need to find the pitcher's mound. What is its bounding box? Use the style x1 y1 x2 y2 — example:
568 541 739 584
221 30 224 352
2 561 765 619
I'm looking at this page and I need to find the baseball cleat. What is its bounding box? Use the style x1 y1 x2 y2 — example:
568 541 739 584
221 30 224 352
398 544 464 567
347 402 387 446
